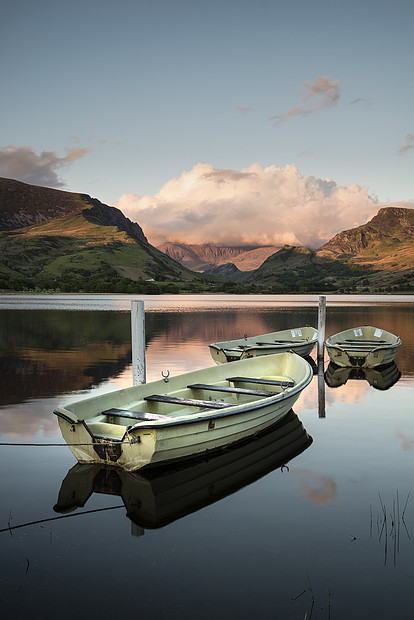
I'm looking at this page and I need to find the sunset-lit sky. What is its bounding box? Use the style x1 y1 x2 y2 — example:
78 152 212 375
1 0 413 247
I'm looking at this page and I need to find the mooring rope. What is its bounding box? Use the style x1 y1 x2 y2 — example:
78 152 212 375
0 441 130 447
0 505 124 534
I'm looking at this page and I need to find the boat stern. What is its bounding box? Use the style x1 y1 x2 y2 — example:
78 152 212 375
55 411 157 471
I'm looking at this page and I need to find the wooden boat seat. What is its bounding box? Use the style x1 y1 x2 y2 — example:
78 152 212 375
344 339 387 343
226 376 295 388
187 383 277 397
334 342 382 349
144 395 231 409
223 348 244 353
256 340 306 345
102 408 169 421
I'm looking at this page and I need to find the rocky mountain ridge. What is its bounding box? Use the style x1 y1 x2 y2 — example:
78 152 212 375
0 177 148 244
157 242 281 271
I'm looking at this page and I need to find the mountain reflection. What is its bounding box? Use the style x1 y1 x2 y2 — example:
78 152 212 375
0 310 135 406
0 307 318 407
54 410 312 533
0 302 411 414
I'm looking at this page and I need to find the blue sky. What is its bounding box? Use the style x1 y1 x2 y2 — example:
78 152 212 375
1 0 413 246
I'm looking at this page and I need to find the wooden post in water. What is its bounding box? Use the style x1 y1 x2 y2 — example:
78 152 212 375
131 300 146 386
317 295 326 360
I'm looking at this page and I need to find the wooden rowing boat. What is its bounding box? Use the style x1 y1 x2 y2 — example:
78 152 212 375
54 352 313 471
325 325 402 369
209 326 318 364
53 409 313 529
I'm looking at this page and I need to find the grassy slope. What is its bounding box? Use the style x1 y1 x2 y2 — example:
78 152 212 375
0 210 195 282
233 245 365 289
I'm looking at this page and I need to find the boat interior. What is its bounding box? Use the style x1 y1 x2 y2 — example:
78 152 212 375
73 374 296 438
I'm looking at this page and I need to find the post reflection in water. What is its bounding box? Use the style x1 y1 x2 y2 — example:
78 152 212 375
53 410 312 534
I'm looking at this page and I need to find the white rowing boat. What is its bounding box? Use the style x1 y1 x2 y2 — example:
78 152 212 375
54 352 313 471
209 326 318 364
325 325 402 368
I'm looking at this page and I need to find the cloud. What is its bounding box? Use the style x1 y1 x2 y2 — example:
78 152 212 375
395 430 414 452
270 75 341 123
398 133 414 155
0 144 88 187
235 105 253 115
292 469 337 505
116 162 383 248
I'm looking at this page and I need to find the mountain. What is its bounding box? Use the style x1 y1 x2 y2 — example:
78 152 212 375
203 262 243 280
206 208 414 292
0 177 96 230
157 242 281 271
317 207 414 271
1 177 412 294
0 177 200 291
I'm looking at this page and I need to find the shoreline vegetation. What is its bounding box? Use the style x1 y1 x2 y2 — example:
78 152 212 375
0 276 413 296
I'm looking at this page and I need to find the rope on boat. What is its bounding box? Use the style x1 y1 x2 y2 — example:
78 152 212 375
0 441 130 447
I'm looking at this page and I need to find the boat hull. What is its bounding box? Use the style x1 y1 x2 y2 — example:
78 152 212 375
55 353 312 471
209 326 318 364
325 326 402 369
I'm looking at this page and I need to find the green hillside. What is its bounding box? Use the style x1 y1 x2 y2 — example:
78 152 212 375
234 245 369 293
0 178 205 293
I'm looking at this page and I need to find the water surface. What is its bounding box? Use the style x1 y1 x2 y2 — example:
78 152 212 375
0 294 413 619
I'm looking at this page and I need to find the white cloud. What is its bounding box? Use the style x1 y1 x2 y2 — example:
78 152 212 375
116 162 384 249
398 133 414 155
235 105 253 115
270 75 341 123
0 144 88 187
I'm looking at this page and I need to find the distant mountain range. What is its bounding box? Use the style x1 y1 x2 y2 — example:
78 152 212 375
158 208 414 292
157 242 281 271
0 176 412 293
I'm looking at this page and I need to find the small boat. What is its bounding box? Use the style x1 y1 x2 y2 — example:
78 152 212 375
53 410 313 529
325 361 401 390
325 326 402 369
54 352 313 471
209 326 318 364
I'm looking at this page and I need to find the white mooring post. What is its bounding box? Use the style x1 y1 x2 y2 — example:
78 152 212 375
131 300 146 386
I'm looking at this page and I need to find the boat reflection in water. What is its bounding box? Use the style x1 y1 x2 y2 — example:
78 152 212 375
324 361 401 391
54 410 312 532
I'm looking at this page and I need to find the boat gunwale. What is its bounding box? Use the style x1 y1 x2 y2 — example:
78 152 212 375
325 341 401 352
53 371 312 433
209 326 318 351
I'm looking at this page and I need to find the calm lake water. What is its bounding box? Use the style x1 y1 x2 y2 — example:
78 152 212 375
0 294 413 619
